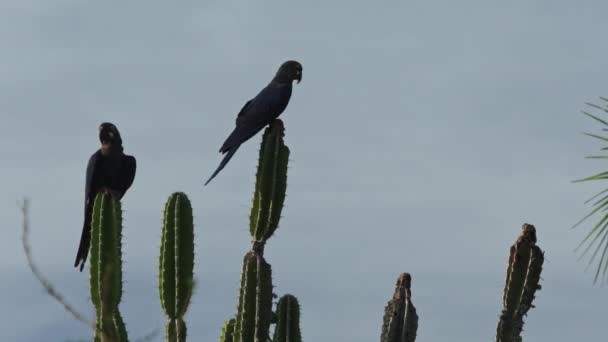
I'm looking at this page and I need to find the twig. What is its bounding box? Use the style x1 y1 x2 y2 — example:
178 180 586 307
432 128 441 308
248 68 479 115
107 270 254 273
22 198 159 341
19 199 99 334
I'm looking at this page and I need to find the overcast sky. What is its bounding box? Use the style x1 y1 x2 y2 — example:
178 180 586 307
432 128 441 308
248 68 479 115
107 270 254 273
2 1 608 341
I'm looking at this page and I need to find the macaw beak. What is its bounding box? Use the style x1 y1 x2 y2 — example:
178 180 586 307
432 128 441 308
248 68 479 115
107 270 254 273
295 70 302 84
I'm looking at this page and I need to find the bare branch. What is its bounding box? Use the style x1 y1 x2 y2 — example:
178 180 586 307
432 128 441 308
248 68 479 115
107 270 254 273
20 199 98 333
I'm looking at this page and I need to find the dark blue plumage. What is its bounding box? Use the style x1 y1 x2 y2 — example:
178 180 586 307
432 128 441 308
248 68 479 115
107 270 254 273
74 123 136 271
205 60 302 185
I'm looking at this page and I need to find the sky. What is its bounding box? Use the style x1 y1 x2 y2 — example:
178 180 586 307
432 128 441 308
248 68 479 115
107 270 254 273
1 1 608 341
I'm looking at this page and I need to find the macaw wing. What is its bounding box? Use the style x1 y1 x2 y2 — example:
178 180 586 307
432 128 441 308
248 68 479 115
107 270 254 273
117 155 136 198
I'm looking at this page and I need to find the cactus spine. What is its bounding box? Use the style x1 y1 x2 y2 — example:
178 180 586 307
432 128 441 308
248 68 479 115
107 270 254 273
273 294 302 342
219 318 236 342
250 119 289 242
381 273 418 342
496 224 544 342
89 192 128 341
159 192 195 342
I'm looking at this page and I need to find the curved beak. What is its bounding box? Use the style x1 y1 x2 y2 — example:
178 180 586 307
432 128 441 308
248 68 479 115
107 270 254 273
295 70 302 84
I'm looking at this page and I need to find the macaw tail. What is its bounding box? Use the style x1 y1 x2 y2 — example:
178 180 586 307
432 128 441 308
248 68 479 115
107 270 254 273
74 218 91 271
205 145 240 186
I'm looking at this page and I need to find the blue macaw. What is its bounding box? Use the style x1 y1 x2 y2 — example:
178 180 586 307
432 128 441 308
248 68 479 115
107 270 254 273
74 122 136 271
205 60 302 185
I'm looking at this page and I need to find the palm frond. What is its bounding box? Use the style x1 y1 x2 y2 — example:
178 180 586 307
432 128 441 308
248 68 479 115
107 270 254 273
576 97 608 284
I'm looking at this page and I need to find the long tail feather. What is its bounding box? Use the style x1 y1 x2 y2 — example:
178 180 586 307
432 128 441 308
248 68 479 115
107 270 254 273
205 145 240 186
74 219 90 272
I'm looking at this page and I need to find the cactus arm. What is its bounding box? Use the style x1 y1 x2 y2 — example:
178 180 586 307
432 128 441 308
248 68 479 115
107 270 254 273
273 294 302 342
159 192 195 342
235 251 273 342
89 193 128 341
220 318 236 342
250 120 289 242
381 273 418 342
496 224 544 342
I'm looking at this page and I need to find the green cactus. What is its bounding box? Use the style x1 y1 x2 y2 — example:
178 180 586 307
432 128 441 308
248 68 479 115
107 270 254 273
249 119 290 242
234 251 273 342
496 224 544 342
89 192 128 341
159 192 195 341
381 273 418 342
166 318 187 342
221 120 299 342
219 318 236 342
273 294 302 342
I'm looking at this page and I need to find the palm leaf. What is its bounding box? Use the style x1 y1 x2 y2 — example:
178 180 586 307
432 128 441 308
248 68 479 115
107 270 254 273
575 97 608 284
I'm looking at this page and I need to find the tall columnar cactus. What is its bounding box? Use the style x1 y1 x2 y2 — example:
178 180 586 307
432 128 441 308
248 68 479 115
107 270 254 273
273 294 302 342
159 192 195 342
496 224 544 342
235 251 273 342
250 119 289 242
381 273 418 342
226 120 300 342
89 192 128 342
219 318 236 342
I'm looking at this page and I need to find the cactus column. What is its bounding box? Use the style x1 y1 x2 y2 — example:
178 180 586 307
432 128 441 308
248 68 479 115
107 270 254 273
249 119 289 243
381 273 418 342
89 192 128 342
160 192 195 342
273 294 302 342
496 224 544 342
220 318 236 342
234 251 273 342
233 119 291 342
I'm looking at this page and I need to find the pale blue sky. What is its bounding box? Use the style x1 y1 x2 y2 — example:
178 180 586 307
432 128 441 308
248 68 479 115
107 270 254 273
1 1 608 341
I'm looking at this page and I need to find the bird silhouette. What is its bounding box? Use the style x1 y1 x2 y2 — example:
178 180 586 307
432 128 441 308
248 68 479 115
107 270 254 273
205 60 302 185
74 122 136 271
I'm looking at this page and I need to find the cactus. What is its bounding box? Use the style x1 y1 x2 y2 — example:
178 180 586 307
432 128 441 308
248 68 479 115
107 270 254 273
89 192 128 341
166 318 187 342
234 251 273 342
228 120 297 342
250 119 290 242
496 224 544 342
381 273 418 342
273 294 302 342
219 318 236 342
159 192 195 341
